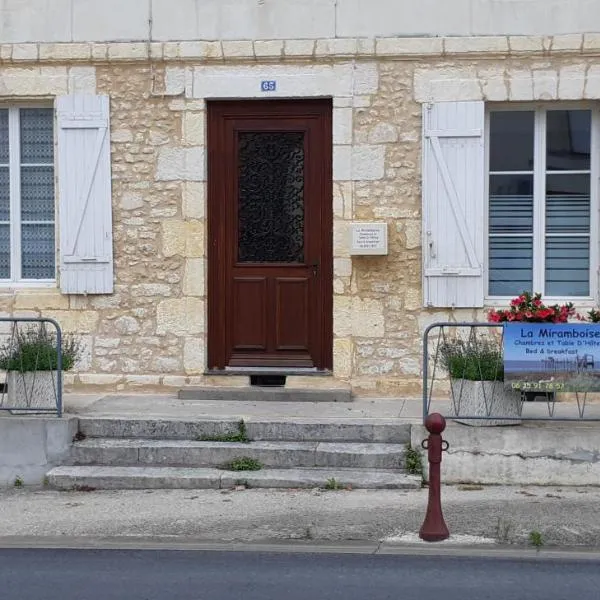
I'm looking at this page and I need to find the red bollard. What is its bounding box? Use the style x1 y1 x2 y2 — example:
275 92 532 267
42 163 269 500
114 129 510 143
419 413 450 542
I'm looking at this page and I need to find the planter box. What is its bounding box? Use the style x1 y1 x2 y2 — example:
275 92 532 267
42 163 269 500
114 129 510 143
450 379 522 426
4 371 61 412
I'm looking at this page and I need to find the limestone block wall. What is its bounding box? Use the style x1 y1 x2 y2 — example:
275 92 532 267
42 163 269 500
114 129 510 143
0 34 599 396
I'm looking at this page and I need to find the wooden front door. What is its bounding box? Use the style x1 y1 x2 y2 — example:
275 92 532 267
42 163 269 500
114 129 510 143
207 100 333 370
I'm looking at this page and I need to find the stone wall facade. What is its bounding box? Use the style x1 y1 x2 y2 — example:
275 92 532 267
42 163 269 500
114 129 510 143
1 35 600 396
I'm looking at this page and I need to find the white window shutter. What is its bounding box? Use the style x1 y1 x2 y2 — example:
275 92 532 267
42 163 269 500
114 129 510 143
422 101 485 308
57 95 114 294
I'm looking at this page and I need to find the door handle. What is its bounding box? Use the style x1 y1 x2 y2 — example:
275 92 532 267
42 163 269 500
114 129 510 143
311 262 319 276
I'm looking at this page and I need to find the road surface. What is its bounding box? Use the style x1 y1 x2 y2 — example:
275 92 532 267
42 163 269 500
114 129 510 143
1 547 598 600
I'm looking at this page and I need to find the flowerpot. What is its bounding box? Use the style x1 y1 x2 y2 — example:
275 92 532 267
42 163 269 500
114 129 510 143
4 371 62 412
450 379 522 426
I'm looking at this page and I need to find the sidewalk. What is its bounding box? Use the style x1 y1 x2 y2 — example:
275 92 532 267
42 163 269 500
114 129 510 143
63 391 600 421
0 484 599 549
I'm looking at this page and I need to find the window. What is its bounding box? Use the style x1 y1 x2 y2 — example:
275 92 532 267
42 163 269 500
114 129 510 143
488 107 596 299
0 107 55 283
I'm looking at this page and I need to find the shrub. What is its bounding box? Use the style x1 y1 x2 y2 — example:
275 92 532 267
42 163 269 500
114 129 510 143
439 336 503 381
0 327 82 372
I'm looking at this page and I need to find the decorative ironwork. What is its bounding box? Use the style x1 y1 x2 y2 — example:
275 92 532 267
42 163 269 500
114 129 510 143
237 132 304 263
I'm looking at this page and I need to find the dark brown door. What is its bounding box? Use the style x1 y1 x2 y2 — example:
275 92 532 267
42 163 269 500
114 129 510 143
207 99 333 370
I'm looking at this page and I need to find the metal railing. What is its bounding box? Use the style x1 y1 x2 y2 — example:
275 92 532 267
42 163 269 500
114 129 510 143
423 322 600 423
0 318 63 417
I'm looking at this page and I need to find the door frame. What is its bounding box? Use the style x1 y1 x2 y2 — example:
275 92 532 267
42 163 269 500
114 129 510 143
206 99 333 372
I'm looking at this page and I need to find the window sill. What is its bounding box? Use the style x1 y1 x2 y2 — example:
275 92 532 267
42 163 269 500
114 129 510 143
0 281 57 292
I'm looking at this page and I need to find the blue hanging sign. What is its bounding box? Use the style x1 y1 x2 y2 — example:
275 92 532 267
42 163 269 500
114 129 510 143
503 323 600 392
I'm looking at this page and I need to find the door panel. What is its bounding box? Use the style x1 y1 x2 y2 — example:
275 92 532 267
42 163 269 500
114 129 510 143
232 277 268 351
208 100 332 370
275 277 310 351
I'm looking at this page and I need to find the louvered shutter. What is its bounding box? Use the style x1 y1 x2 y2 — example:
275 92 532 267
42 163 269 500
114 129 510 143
57 95 114 294
422 101 485 307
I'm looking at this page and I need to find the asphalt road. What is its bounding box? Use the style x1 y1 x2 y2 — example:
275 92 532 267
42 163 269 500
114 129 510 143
1 547 599 600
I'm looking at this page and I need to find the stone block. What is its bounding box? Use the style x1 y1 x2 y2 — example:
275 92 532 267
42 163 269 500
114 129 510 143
333 145 352 182
353 62 379 94
119 191 143 210
334 258 352 278
192 63 353 99
509 70 534 101
11 43 38 61
533 70 558 100
162 220 205 258
184 337 206 374
165 67 186 96
0 66 68 96
551 34 583 51
357 38 375 55
368 122 397 144
376 38 442 56
253 40 283 57
351 298 384 337
91 43 108 60
333 108 352 145
183 112 206 146
222 41 254 58
508 36 544 53
114 316 140 335
14 290 69 310
558 65 586 99
68 66 96 94
444 36 508 54
156 298 205 335
315 38 357 56
283 40 315 56
404 220 421 250
43 310 99 333
352 145 385 180
162 376 188 387
182 182 206 219
333 221 350 258
78 374 123 386
156 146 205 181
183 258 206 296
40 43 91 61
333 337 353 378
584 66 600 99
107 43 148 60
583 33 600 51
413 67 481 103
179 41 222 59
125 375 162 387
333 181 353 219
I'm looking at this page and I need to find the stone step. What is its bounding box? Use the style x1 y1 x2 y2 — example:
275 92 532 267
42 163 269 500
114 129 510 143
46 465 421 491
78 418 411 444
71 439 407 470
177 387 352 403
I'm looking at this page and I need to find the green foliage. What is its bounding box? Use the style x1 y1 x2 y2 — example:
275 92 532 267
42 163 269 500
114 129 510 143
405 445 423 476
0 327 81 372
324 477 343 490
223 456 263 471
13 476 23 487
439 337 504 381
196 419 250 443
529 530 544 548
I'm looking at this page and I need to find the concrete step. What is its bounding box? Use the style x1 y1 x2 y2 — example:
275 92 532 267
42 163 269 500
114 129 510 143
77 418 411 444
177 387 352 403
71 439 407 470
46 465 421 491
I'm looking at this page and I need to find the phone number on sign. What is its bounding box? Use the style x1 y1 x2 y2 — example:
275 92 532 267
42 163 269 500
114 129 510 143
510 382 565 391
